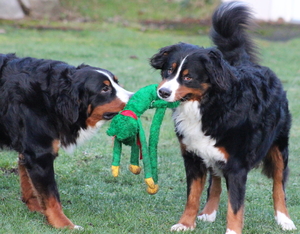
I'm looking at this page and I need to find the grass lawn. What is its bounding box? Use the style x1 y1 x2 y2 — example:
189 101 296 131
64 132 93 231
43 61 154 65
0 18 300 234
59 0 219 22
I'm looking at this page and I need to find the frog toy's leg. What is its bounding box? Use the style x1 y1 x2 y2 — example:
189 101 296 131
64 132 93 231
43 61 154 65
129 137 141 175
137 119 159 194
149 107 166 184
111 138 122 177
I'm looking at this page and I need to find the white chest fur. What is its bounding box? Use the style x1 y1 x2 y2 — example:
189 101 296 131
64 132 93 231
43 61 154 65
173 101 226 175
63 120 106 154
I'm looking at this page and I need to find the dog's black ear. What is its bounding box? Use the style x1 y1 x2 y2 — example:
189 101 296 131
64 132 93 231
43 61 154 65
150 45 176 69
202 49 233 90
77 63 89 69
55 68 79 123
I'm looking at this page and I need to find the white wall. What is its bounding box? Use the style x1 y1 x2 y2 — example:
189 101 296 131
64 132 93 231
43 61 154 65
291 0 300 23
222 0 300 23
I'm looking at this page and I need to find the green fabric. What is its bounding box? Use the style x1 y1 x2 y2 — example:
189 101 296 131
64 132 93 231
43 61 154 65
107 84 179 194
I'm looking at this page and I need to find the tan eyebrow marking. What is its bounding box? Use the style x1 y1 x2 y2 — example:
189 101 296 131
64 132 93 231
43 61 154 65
103 80 111 86
182 69 189 76
172 63 177 70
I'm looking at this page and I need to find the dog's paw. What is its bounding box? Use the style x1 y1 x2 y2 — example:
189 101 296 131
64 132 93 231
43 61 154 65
170 223 195 232
225 229 237 234
275 211 297 231
74 225 84 230
197 210 217 222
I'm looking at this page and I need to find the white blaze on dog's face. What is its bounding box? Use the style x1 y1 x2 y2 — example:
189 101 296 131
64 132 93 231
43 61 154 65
84 69 133 127
63 69 133 154
157 54 211 103
96 70 133 103
157 56 187 102
84 70 133 127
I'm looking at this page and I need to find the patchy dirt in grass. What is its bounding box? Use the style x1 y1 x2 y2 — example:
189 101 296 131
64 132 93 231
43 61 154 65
140 18 212 35
0 167 18 175
141 19 300 41
254 23 300 41
2 16 300 41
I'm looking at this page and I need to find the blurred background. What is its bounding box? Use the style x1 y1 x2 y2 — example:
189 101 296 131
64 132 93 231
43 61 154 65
0 0 300 41
0 2 299 233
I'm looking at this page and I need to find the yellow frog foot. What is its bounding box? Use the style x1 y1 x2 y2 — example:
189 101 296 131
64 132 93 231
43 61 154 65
129 164 141 175
111 165 120 177
147 184 159 195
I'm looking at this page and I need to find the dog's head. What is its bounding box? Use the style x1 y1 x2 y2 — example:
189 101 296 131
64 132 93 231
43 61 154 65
57 65 132 127
150 44 235 102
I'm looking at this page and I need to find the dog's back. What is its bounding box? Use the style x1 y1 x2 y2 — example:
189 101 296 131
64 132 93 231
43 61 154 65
0 54 75 150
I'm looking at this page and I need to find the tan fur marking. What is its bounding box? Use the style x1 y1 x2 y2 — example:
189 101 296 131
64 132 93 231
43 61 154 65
172 63 177 70
175 86 203 101
18 154 43 212
178 177 206 228
200 175 222 215
200 83 211 91
44 196 75 229
103 80 111 86
227 194 244 234
182 69 189 76
87 104 92 114
174 83 210 101
269 146 290 217
217 147 230 160
179 138 187 154
86 98 125 127
52 139 60 155
158 80 167 89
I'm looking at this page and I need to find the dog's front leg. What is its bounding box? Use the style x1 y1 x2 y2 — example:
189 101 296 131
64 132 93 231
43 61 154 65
22 150 81 229
171 150 207 231
19 154 43 213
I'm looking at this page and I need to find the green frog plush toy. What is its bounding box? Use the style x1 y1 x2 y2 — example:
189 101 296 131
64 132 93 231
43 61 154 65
107 84 179 194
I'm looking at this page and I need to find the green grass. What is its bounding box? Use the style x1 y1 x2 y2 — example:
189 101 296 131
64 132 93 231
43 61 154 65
0 20 300 234
5 1 218 36
59 0 219 22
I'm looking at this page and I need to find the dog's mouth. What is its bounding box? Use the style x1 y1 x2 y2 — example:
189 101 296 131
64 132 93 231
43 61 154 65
103 112 118 120
179 94 193 102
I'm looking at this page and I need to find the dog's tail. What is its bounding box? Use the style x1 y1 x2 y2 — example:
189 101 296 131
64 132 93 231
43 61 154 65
210 1 259 65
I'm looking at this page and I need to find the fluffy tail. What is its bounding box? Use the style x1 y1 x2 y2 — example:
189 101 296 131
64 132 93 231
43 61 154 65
210 1 259 65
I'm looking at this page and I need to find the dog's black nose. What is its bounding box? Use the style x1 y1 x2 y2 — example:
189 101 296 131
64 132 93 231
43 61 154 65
158 88 171 98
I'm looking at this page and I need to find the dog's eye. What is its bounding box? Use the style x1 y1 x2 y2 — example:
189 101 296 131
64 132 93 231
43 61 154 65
183 76 193 82
101 86 111 93
167 68 173 75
